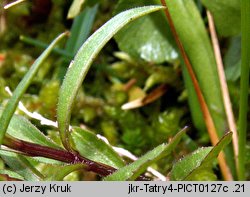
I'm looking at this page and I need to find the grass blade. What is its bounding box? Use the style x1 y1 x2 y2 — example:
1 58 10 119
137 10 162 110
163 0 226 138
0 111 60 149
0 32 68 145
45 164 86 181
70 127 125 169
65 5 98 55
207 10 238 172
238 0 250 180
161 0 232 180
0 150 40 181
170 132 232 180
20 35 72 59
57 6 164 150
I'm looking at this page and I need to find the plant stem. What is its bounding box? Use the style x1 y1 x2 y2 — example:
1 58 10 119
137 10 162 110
3 136 149 180
160 0 232 180
3 136 115 176
238 0 250 180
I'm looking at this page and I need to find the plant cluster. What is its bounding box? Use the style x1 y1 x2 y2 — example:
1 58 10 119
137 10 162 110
0 0 249 181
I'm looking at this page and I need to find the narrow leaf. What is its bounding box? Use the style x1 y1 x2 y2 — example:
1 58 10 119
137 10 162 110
65 5 98 55
164 0 226 137
0 112 60 149
0 32 68 145
104 127 187 181
170 132 232 181
57 6 164 149
224 36 241 81
0 150 40 181
70 127 125 169
162 0 233 179
0 170 24 181
44 164 86 181
201 0 240 37
238 0 250 180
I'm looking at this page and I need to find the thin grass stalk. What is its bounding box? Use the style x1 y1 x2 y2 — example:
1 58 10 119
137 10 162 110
160 0 232 180
20 35 73 59
238 0 250 180
207 10 239 172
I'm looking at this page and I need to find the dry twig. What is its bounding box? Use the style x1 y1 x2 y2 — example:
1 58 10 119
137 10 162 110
207 10 239 171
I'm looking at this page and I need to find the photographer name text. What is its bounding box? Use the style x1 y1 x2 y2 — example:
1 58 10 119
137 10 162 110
1 183 71 194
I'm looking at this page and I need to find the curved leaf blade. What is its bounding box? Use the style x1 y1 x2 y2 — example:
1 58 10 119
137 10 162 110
0 32 68 145
44 164 86 181
0 169 24 181
165 0 226 137
170 132 232 181
104 127 187 181
0 150 40 181
70 127 125 169
65 5 98 55
6 113 60 149
57 5 164 149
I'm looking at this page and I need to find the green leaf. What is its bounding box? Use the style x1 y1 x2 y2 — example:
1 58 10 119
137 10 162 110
238 0 250 180
57 5 165 149
165 0 226 137
0 111 63 165
0 32 67 145
20 36 72 59
4 113 60 149
0 150 40 181
44 164 86 181
65 5 98 56
202 0 240 37
186 168 217 181
104 127 187 181
28 156 63 165
224 36 241 81
182 67 207 134
59 5 99 79
170 147 212 181
114 0 177 63
70 127 125 169
0 109 63 166
0 169 24 180
170 132 232 180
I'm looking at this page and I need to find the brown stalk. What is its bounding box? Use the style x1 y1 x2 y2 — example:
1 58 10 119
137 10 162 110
160 0 232 180
123 78 137 91
2 136 149 181
207 10 239 171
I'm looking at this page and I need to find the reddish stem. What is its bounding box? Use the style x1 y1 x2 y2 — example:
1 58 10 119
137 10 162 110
3 137 149 180
4 137 115 176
